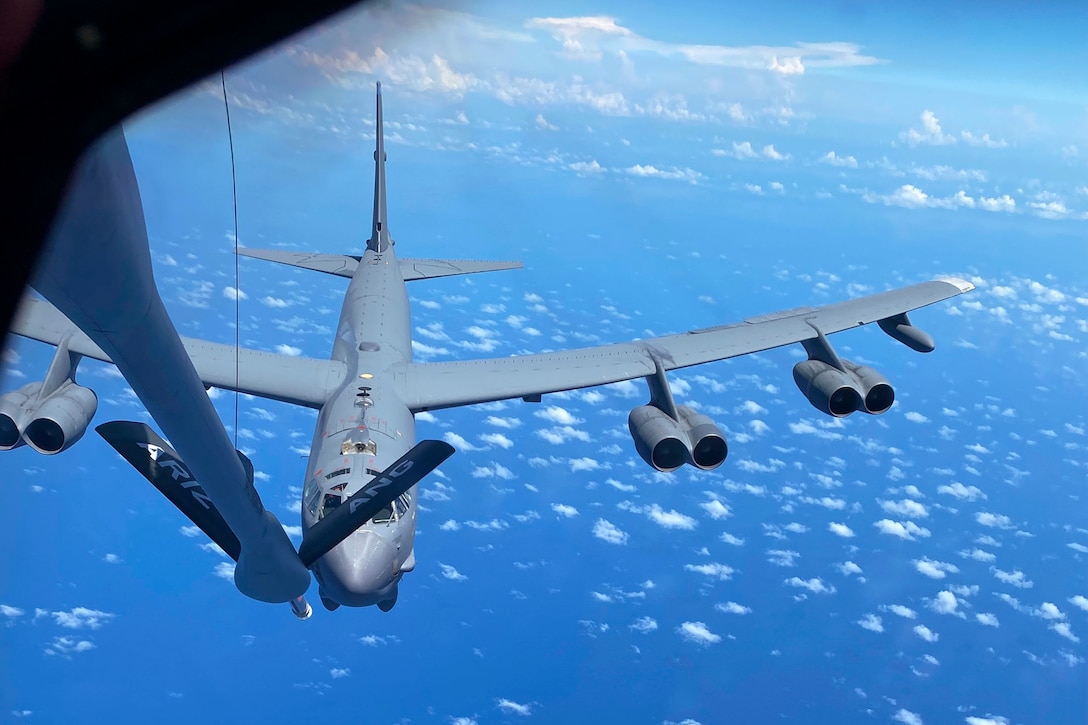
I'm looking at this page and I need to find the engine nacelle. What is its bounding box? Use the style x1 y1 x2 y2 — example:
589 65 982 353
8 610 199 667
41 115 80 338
628 404 691 472
675 405 728 471
0 383 42 451
793 360 864 418
840 359 895 415
22 382 98 455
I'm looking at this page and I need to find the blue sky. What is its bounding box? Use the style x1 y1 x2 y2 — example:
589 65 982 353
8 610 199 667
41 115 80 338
3 2 1088 724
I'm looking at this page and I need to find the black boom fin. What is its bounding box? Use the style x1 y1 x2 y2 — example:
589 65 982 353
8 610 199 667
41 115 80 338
297 439 454 568
96 421 243 561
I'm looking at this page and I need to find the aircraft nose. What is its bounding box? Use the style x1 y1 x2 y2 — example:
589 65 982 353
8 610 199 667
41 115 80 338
321 531 398 602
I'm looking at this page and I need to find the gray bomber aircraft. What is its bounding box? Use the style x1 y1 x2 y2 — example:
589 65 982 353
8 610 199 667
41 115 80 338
3 82 974 617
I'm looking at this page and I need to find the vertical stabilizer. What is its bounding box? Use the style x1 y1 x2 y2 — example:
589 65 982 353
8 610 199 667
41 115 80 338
368 82 390 253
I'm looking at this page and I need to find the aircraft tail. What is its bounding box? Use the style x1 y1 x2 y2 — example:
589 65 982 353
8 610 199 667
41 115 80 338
235 83 522 279
368 81 389 253
237 248 523 281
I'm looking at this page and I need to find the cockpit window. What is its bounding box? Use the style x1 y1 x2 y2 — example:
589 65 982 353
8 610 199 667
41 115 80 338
372 502 395 524
318 483 348 520
324 467 350 480
304 477 322 517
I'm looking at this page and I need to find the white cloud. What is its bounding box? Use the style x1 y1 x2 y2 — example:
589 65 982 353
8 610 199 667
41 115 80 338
937 482 986 501
479 433 514 449
961 130 1007 148
874 519 931 540
50 607 116 630
768 55 804 75
893 709 924 725
716 141 790 161
887 604 917 619
913 624 939 643
699 499 731 519
592 518 628 545
929 590 963 616
471 463 516 479
1038 602 1064 620
222 286 248 301
677 621 721 645
443 431 484 451
901 110 955 146
992 568 1033 588
273 343 302 356
715 601 751 615
828 522 854 538
569 159 605 175
863 183 1007 214
904 411 929 423
0 604 24 618
819 151 857 168
978 194 1016 213
44 636 96 657
439 563 468 581
857 614 883 632
551 503 579 518
646 504 697 530
496 699 532 716
630 616 658 633
785 577 835 594
975 612 1000 627
914 558 960 579
1050 621 1079 642
330 668 350 679
485 415 521 429
534 405 581 425
685 563 734 580
898 110 1004 149
1069 595 1088 612
880 499 928 518
960 548 996 563
534 113 558 131
976 512 1013 528
837 561 862 576
624 164 703 184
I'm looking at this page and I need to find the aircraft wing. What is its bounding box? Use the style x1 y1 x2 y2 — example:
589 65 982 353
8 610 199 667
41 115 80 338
9 297 345 409
399 258 524 281
397 277 974 412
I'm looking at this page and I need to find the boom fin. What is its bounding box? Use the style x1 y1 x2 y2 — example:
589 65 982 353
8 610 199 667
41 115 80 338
297 439 454 568
97 421 243 561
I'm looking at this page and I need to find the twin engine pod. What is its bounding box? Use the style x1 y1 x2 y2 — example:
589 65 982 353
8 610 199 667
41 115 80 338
0 381 99 454
792 358 894 418
628 404 728 473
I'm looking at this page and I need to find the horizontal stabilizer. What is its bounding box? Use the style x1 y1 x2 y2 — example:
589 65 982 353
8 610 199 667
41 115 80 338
298 439 454 568
399 258 522 281
97 421 242 561
237 248 359 278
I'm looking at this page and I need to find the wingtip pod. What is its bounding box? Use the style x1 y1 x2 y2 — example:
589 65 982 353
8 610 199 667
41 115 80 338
935 275 975 294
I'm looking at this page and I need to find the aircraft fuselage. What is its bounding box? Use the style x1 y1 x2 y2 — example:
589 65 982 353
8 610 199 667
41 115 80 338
301 245 417 609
